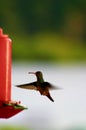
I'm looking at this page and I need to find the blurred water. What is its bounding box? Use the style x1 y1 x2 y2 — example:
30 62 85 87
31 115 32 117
0 63 86 130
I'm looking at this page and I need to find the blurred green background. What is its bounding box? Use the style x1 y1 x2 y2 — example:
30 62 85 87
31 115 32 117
0 125 27 130
0 0 86 63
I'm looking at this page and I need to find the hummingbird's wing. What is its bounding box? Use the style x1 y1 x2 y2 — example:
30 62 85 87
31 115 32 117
42 82 60 90
16 82 37 90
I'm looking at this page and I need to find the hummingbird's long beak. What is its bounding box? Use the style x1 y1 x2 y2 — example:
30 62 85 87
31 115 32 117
28 72 36 75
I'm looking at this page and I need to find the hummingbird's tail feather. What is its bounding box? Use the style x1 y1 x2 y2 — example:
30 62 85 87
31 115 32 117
46 93 54 102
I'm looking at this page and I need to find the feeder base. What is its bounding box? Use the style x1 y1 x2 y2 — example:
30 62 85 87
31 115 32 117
0 100 27 119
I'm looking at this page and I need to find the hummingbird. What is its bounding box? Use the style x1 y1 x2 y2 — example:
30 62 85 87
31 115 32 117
16 71 59 102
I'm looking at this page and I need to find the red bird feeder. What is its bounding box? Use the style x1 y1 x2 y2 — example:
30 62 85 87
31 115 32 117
0 28 26 119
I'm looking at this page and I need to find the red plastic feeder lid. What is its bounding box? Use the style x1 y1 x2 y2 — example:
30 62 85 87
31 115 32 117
0 28 8 38
0 100 27 119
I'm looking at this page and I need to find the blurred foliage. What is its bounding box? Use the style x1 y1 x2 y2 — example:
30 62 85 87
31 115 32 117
0 0 86 34
0 0 86 63
12 32 86 63
0 125 27 130
65 126 86 130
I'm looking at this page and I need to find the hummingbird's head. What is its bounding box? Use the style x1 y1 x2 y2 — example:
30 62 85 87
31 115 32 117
29 71 42 77
29 71 44 82
35 71 43 77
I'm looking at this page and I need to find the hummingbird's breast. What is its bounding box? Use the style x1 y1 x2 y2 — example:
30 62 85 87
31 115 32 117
37 82 49 95
36 82 43 95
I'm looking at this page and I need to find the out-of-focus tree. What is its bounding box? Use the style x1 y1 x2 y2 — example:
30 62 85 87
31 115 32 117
0 0 86 61
0 0 85 38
